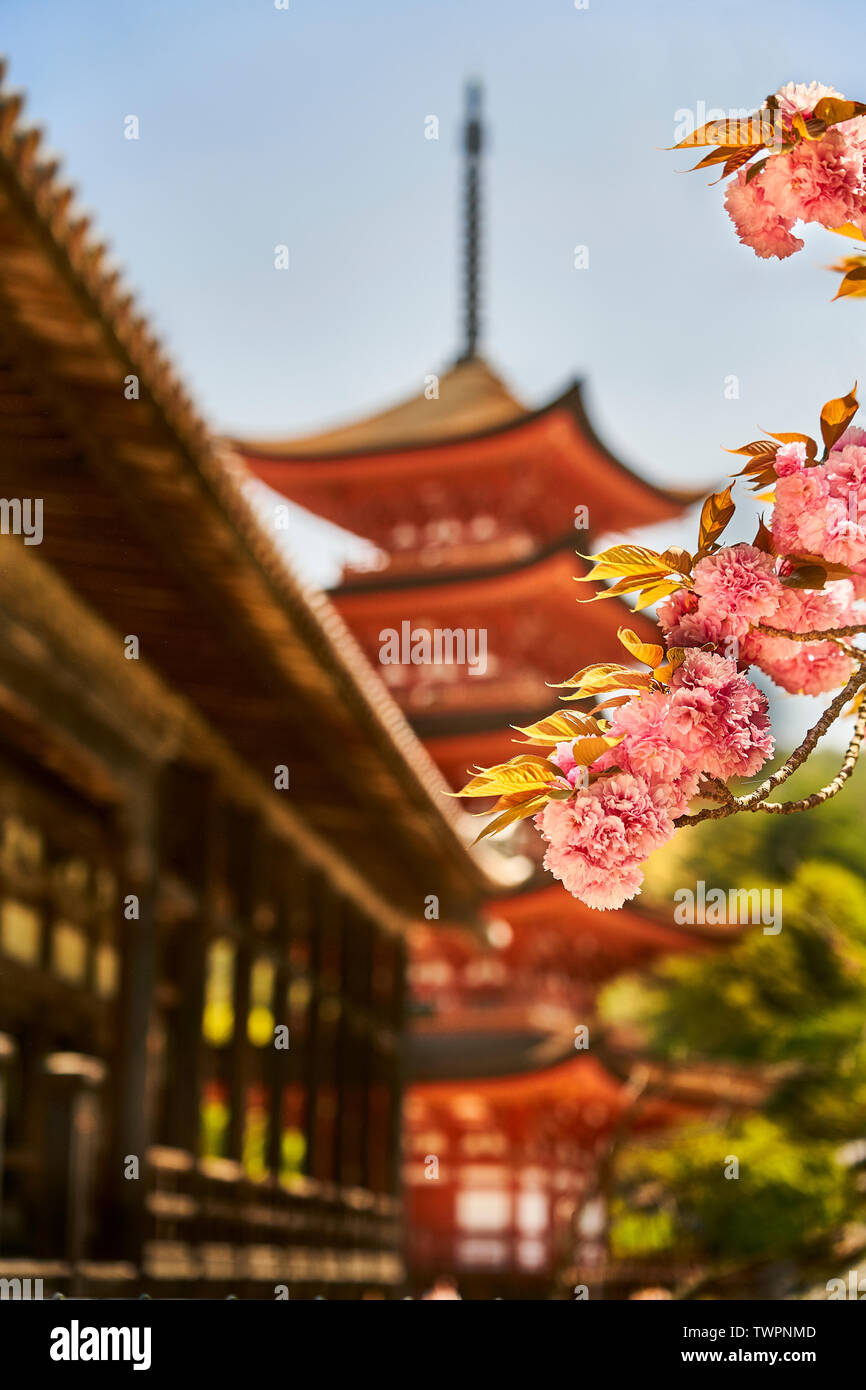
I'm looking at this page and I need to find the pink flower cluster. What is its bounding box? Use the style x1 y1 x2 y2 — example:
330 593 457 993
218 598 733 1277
538 650 774 909
773 427 866 567
724 83 866 259
657 541 857 695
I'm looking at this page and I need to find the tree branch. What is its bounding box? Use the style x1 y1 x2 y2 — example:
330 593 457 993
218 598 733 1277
756 624 866 664
675 668 866 827
756 624 866 641
755 701 866 813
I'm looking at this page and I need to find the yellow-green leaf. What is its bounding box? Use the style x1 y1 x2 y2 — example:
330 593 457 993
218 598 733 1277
550 662 633 690
511 710 601 744
833 264 866 300
576 544 669 581
618 626 666 668
661 545 693 575
569 735 621 766
559 671 655 701
576 572 669 603
632 579 684 611
453 758 557 799
472 795 550 844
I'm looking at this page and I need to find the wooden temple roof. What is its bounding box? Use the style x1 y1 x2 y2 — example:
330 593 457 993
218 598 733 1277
244 358 526 455
0 67 502 922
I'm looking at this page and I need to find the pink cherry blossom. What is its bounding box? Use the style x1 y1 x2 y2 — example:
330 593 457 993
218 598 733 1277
657 545 783 653
536 773 674 911
774 440 808 475
692 545 783 634
667 649 775 780
773 82 844 122
760 130 865 229
592 690 701 816
773 438 866 567
740 587 855 694
721 85 866 259
724 171 804 259
550 740 586 789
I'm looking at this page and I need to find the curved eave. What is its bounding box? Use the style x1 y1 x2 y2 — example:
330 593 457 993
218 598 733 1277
406 1054 694 1131
236 377 703 540
488 883 729 953
332 546 660 637
237 376 700 511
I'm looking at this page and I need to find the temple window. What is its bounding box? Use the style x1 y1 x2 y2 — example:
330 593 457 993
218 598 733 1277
455 1187 510 1232
0 899 41 966
50 921 88 986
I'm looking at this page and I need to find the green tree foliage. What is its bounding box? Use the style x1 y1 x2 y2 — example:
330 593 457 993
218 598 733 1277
603 754 866 1268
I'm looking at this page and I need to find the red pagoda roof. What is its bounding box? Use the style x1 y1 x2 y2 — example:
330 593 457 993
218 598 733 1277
332 547 660 734
235 360 700 588
407 1055 694 1142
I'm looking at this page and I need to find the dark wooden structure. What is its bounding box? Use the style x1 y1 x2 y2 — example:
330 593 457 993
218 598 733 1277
0 66 494 1297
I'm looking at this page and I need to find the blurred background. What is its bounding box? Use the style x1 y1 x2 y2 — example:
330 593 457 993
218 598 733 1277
0 0 863 1299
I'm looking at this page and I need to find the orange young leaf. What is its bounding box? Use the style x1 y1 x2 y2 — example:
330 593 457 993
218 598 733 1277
833 263 866 300
813 96 866 126
764 431 819 461
697 484 735 553
672 116 770 149
820 384 858 453
831 222 866 243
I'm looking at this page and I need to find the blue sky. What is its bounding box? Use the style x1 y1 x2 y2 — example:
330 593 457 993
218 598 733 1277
6 0 866 746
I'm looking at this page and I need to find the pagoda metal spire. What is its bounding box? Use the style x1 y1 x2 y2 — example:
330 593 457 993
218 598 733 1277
458 80 484 363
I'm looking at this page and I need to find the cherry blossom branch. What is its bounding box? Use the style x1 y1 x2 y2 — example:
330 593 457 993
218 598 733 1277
756 701 866 813
756 625 866 640
676 667 866 827
756 623 866 663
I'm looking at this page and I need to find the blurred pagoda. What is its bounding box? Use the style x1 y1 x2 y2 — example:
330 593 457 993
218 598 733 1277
235 83 710 1297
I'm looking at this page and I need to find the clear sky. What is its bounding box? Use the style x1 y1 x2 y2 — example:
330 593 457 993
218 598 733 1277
6 0 865 746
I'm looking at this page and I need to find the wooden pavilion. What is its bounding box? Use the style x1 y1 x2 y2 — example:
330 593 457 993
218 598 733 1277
0 64 500 1298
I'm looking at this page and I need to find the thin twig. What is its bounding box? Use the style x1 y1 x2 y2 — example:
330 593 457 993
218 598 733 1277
755 702 866 813
756 624 866 664
675 668 866 827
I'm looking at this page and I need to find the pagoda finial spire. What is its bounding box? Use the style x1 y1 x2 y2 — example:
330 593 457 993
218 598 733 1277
458 79 484 363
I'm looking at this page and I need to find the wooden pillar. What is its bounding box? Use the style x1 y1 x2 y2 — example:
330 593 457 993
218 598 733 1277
162 774 218 1155
266 844 292 1179
227 939 251 1163
109 767 160 1267
0 1032 16 1250
303 872 323 1178
389 934 408 1198
42 1052 106 1292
